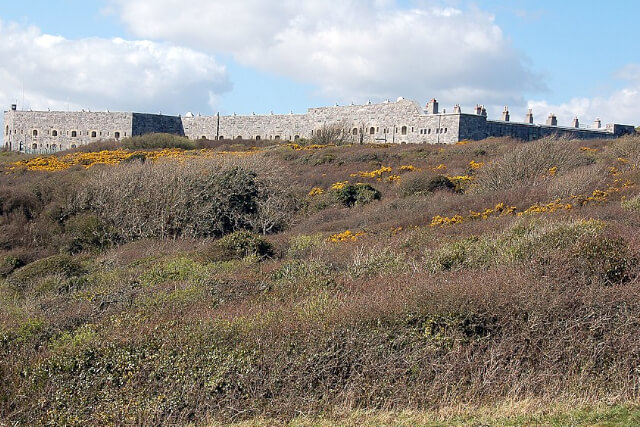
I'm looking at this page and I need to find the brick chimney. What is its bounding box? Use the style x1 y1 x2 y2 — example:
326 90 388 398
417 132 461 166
546 113 557 126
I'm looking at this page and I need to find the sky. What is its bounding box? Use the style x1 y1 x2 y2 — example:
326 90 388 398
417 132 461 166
1 0 638 129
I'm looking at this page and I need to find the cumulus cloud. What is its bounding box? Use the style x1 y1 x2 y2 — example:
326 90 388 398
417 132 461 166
108 0 542 108
0 20 230 115
527 66 640 127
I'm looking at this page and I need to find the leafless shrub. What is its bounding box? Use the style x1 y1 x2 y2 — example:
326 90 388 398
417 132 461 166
310 122 357 146
473 137 589 193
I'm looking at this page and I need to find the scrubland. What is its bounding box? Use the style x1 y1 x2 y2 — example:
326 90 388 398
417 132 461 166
1 133 640 425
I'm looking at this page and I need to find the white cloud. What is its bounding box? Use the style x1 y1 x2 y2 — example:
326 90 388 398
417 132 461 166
527 67 640 127
107 0 542 108
0 20 230 115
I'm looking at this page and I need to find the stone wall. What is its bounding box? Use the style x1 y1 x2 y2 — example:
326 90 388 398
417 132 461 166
4 98 634 152
3 110 132 153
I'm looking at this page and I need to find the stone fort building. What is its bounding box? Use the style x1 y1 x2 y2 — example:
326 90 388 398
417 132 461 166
3 98 635 153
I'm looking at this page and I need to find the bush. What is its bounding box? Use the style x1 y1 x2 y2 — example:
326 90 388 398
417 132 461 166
61 214 116 254
122 133 197 150
71 157 297 240
201 231 274 262
0 253 25 277
7 254 86 292
473 137 587 193
332 183 381 207
622 194 640 211
399 173 455 197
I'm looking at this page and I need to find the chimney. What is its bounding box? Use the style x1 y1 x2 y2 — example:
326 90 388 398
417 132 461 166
572 116 579 128
426 98 439 114
593 118 601 129
546 113 558 126
501 106 510 122
453 104 461 114
481 106 487 117
525 109 534 124
11 104 17 111
474 104 483 115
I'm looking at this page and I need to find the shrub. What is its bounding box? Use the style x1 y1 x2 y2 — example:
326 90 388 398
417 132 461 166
399 173 455 197
332 183 381 207
61 214 116 254
121 133 197 150
622 194 640 211
71 157 297 240
0 253 25 277
568 234 635 285
473 137 588 193
7 254 86 292
200 231 274 262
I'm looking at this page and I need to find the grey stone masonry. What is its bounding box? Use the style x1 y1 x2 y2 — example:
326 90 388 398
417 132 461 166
3 98 636 153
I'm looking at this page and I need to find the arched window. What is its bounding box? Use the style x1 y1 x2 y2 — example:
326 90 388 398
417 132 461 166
316 129 322 137
52 130 58 137
71 131 77 137
71 144 77 149
32 129 38 137
401 126 407 135
218 136 224 140
294 135 300 141
369 127 375 135
51 144 57 150
255 136 261 140
201 135 207 139
236 136 242 140
114 132 120 139
91 131 97 138
274 135 281 140
352 128 358 135
32 143 38 150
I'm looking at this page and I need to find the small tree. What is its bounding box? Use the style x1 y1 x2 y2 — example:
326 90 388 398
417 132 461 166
311 122 356 145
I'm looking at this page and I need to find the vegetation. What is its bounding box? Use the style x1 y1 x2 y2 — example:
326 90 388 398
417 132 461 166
1 135 640 425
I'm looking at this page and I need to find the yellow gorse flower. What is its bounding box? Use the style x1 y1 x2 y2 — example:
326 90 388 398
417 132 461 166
328 230 366 242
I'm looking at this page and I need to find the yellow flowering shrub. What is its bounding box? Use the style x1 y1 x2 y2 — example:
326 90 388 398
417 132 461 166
433 164 447 171
548 166 558 176
469 160 484 170
430 215 464 227
399 165 418 172
580 146 598 153
330 181 349 190
350 166 392 178
308 187 325 197
328 230 366 242
386 175 401 183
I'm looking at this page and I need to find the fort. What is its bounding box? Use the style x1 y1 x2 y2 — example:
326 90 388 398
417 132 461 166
3 98 636 153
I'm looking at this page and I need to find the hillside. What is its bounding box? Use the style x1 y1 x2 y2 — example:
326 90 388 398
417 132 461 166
1 135 640 425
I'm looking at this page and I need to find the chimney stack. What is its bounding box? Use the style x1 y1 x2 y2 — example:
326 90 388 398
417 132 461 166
474 104 483 115
501 106 510 122
525 109 534 124
453 104 461 114
481 106 487 117
425 98 439 114
546 113 558 127
593 118 601 129
10 104 17 111
572 116 579 128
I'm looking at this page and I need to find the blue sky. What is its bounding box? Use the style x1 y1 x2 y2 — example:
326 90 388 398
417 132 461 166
1 0 638 126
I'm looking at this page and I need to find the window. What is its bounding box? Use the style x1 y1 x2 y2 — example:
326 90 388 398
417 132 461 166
411 127 414 132
52 130 58 137
71 131 77 137
256 136 261 140
294 135 300 141
444 128 448 133
352 128 358 135
218 136 224 140
32 129 38 137
274 135 281 140
201 135 207 139
32 143 38 149
236 136 242 140
369 127 375 135
51 144 57 150
401 126 407 135
71 144 77 149
114 132 120 139
91 131 97 138
428 129 431 134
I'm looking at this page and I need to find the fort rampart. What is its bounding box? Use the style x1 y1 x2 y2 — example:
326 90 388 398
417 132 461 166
3 98 635 153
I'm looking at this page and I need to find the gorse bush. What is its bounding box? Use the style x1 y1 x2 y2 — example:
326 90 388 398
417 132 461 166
71 157 297 240
201 231 274 262
399 173 455 197
332 183 381 207
121 133 197 150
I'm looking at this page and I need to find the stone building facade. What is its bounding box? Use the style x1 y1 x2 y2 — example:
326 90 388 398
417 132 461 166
3 98 635 153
